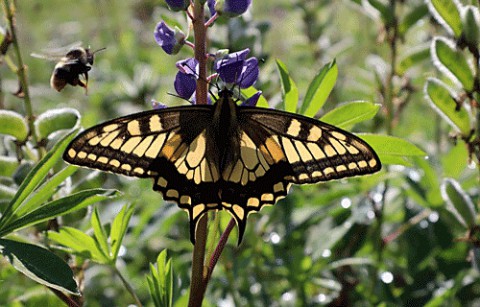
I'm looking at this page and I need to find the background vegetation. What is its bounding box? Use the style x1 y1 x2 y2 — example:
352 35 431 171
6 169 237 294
0 0 479 306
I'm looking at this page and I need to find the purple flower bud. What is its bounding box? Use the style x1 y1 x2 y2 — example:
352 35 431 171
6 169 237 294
207 0 216 16
165 0 190 11
174 71 197 100
241 91 262 107
154 21 185 55
238 57 259 88
215 0 252 17
215 49 250 84
215 49 258 88
176 58 199 76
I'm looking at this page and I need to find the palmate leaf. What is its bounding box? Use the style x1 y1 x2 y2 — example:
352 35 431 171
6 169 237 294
0 189 119 237
48 204 134 264
147 249 173 307
0 130 78 230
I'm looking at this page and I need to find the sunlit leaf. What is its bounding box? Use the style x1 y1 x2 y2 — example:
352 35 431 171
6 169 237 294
300 60 338 117
427 0 462 36
424 78 471 136
48 227 110 263
110 204 135 260
320 101 379 129
359 134 426 166
276 59 298 113
432 38 474 91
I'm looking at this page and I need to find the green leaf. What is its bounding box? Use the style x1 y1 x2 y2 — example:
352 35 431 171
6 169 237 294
0 189 119 237
0 156 18 177
427 0 463 36
359 134 426 166
398 4 429 35
0 110 28 141
276 59 298 113
0 238 79 295
0 130 78 230
412 157 443 207
13 165 78 218
441 178 476 228
397 46 430 75
148 250 173 307
425 78 471 136
320 101 380 129
110 204 135 261
367 0 395 26
48 227 110 263
462 6 480 48
34 108 80 141
300 60 338 117
432 38 474 91
441 143 468 178
92 207 111 261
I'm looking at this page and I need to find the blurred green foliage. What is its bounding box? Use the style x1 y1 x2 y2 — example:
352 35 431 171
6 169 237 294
1 0 480 306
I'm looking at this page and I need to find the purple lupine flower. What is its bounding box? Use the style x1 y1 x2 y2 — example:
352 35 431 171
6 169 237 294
215 49 258 88
174 58 198 100
154 21 185 55
241 91 262 107
207 0 216 16
165 0 190 11
238 57 259 88
215 0 252 17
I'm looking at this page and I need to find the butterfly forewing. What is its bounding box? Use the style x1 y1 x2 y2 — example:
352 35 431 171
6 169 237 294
240 108 381 183
64 106 212 177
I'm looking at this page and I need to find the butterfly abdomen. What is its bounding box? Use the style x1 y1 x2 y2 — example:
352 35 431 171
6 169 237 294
210 90 241 173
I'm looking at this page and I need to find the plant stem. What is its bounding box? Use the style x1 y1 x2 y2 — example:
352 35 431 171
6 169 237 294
2 0 42 157
188 3 210 305
114 266 143 307
188 214 208 306
206 218 235 283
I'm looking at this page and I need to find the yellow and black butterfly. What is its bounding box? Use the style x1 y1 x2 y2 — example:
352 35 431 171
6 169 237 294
63 89 381 244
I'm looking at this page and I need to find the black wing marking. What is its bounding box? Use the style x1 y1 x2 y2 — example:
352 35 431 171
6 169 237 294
213 107 381 243
64 105 222 242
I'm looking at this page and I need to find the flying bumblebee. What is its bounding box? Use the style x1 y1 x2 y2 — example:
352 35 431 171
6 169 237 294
50 47 105 92
33 46 105 92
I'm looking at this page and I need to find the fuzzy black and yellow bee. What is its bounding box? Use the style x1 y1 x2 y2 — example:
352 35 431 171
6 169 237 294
49 47 105 92
32 46 105 92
